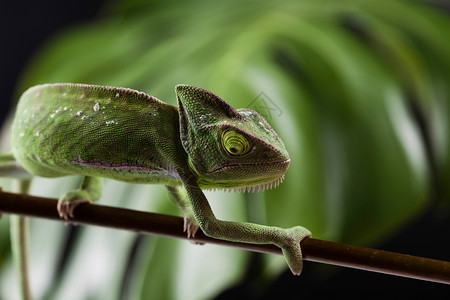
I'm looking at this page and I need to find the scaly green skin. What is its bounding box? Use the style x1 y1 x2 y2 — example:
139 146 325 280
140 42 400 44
6 83 311 275
11 84 184 185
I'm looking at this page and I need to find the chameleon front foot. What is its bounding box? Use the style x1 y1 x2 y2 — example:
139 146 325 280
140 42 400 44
183 214 206 245
183 216 200 238
279 226 312 275
165 185 202 242
57 191 91 220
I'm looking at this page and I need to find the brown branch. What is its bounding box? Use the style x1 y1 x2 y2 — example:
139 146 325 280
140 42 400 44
0 189 449 284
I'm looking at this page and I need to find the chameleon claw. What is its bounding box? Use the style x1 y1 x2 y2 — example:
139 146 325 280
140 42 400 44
57 188 96 221
183 216 199 237
57 198 91 220
183 216 204 245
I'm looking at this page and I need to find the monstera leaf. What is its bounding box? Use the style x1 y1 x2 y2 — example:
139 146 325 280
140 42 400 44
1 0 449 299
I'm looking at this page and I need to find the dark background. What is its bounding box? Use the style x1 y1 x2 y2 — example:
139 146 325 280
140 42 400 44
1 1 449 298
0 1 106 122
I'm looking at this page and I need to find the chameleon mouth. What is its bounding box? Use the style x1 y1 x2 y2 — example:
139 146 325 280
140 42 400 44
208 159 290 174
202 159 289 192
206 175 286 193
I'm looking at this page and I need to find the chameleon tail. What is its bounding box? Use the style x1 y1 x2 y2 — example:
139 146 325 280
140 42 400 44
10 179 32 300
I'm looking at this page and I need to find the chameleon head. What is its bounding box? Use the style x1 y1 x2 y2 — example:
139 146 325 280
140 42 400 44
176 85 290 192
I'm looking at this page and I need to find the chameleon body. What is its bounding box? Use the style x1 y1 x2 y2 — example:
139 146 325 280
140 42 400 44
6 83 311 275
12 84 184 185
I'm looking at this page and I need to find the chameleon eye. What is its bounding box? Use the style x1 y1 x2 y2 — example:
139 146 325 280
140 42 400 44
221 129 250 156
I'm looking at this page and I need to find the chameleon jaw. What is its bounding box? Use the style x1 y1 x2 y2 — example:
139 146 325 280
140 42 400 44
208 159 290 174
206 175 285 193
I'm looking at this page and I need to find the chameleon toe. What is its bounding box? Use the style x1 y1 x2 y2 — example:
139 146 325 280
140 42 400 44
183 216 200 238
57 198 91 220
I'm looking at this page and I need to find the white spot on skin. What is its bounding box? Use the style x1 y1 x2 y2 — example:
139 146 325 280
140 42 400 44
115 93 120 98
240 111 253 117
81 115 88 120
76 111 84 116
64 107 68 111
35 131 40 136
19 133 24 137
94 103 100 111
50 114 56 118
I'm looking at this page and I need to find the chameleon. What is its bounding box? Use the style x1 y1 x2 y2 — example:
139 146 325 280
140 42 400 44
1 83 311 278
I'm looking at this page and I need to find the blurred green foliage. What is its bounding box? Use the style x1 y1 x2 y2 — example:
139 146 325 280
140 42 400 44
1 0 449 299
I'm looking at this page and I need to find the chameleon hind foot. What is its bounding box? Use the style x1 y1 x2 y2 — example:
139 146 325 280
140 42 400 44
57 176 102 220
57 191 91 220
279 226 312 275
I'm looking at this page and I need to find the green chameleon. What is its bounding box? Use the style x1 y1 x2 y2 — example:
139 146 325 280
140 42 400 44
1 84 311 283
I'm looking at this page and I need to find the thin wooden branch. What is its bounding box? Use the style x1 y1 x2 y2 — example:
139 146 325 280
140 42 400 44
0 189 449 284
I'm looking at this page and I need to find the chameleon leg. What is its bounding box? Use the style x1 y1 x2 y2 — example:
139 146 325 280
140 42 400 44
57 176 102 220
166 185 200 238
183 177 311 275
